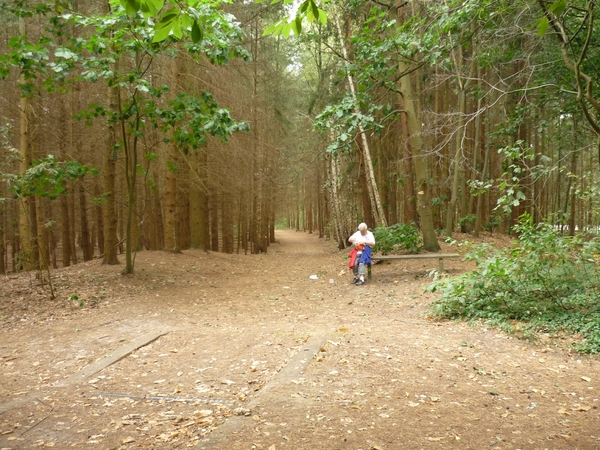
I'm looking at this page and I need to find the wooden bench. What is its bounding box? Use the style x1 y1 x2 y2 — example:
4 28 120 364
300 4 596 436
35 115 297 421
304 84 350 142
367 253 460 279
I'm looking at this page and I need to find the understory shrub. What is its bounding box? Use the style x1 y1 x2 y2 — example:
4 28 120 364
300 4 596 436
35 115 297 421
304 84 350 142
373 223 422 254
427 214 600 353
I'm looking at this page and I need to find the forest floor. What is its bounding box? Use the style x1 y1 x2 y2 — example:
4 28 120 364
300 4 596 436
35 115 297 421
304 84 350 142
0 229 599 450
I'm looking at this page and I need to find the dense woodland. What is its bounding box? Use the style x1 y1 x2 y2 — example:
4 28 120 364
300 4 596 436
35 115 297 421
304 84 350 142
1 0 599 275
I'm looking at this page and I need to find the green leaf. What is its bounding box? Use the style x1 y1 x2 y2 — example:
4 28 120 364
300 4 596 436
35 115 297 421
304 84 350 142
282 22 293 38
172 16 183 39
124 0 141 15
549 0 567 14
537 17 549 36
310 2 319 23
191 20 203 43
263 22 278 36
317 8 327 25
150 0 164 10
156 9 178 28
299 0 309 13
141 0 158 18
153 9 178 42
153 22 173 42
294 16 302 35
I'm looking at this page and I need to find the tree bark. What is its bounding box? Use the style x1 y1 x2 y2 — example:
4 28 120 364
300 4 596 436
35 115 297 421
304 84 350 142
163 56 181 253
18 16 34 270
397 2 440 252
102 57 120 264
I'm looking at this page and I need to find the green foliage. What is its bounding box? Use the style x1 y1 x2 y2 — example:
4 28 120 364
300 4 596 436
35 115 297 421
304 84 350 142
428 214 600 354
260 0 327 37
313 94 384 154
373 223 422 255
495 140 553 214
9 155 95 200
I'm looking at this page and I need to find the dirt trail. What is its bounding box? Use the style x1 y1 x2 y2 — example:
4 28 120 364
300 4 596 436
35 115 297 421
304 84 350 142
1 229 599 449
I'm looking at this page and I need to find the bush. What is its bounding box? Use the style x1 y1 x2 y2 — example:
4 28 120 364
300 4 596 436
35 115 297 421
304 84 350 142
373 223 422 254
427 214 600 353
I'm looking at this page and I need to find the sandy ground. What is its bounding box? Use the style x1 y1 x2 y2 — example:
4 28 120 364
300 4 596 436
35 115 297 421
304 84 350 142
0 229 599 450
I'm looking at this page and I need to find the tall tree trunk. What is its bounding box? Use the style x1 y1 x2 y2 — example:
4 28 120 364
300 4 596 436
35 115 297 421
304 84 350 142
334 11 387 227
78 182 93 261
94 182 104 255
222 192 234 253
210 194 219 251
445 40 476 237
397 1 440 251
102 58 120 264
18 17 34 270
356 139 374 225
250 19 266 253
35 196 48 270
0 206 5 274
189 149 208 249
121 76 140 274
326 151 346 249
163 56 181 253
178 156 191 250
400 102 417 224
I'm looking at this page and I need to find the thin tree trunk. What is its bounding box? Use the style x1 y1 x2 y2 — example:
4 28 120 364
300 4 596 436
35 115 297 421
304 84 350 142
334 12 387 228
400 104 417 224
445 40 476 237
163 56 181 253
102 62 119 264
222 192 234 253
189 149 208 249
35 196 48 270
18 17 34 270
78 182 93 261
0 205 5 274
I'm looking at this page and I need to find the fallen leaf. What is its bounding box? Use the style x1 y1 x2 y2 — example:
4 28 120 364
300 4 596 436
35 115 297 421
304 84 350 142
571 406 592 412
407 401 420 407
581 376 592 382
122 437 135 444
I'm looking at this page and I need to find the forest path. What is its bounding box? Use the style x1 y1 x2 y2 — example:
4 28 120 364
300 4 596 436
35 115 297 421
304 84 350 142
1 229 599 449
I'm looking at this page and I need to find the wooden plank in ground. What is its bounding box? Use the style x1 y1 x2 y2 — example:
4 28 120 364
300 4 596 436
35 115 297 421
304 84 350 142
193 331 330 450
0 329 168 415
371 253 459 261
0 395 37 415
54 329 168 387
371 253 460 272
